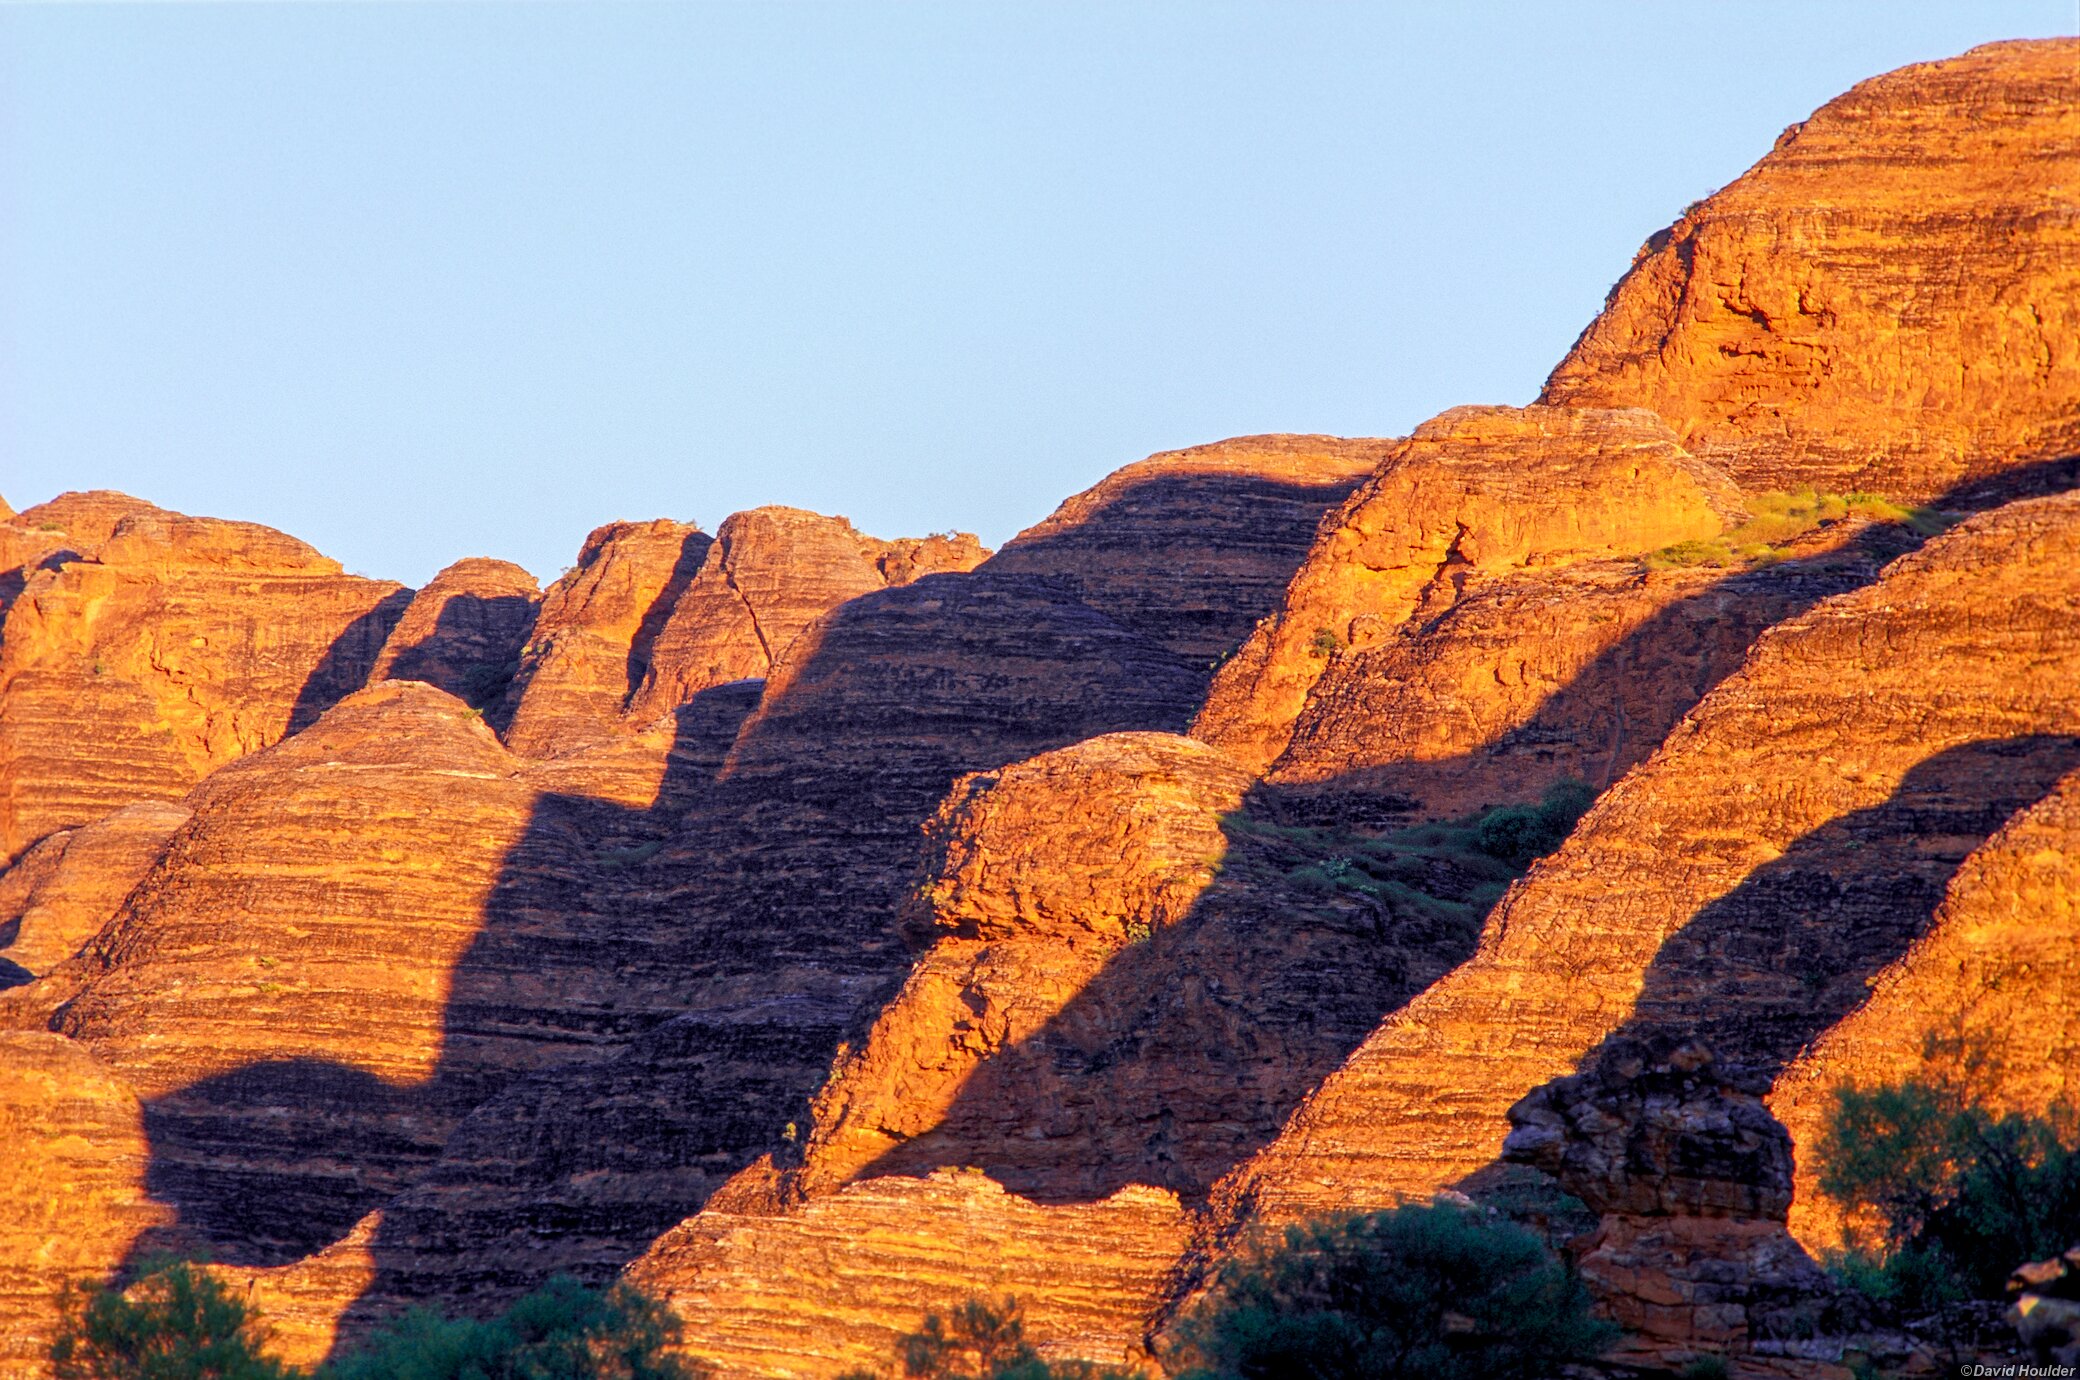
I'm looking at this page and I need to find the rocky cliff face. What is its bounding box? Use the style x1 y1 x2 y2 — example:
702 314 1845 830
1221 492 2080 1234
366 558 540 707
1503 1043 1869 1378
497 519 711 756
2 40 2075 1380
982 435 1389 662
1193 405 1745 776
1543 39 2080 501
0 801 191 985
0 499 409 864
1769 766 2080 1252
0 1034 171 1379
625 507 985 723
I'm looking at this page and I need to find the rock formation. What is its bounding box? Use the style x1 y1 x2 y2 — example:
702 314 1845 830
366 558 540 707
2 40 2076 1380
498 519 711 756
624 507 985 724
1769 766 2080 1252
1221 491 2080 1229
0 1034 171 1379
630 1170 1188 1378
1504 1043 1869 1376
0 801 191 985
1542 39 2080 501
0 499 409 863
981 435 1389 662
1193 405 1745 775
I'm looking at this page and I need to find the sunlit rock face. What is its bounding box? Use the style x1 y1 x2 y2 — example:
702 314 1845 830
1543 39 2080 502
0 498 410 864
1770 765 2080 1253
1218 492 2080 1231
0 1034 172 1380
1 40 2076 1380
625 506 987 725
1193 404 1746 776
982 434 1390 663
366 557 541 708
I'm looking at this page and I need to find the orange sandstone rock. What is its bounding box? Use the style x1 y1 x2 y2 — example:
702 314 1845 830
983 435 1389 662
0 801 191 985
499 519 710 757
1221 491 2080 1228
625 507 984 724
1770 767 2080 1253
367 557 540 707
0 1034 172 1380
1543 39 2080 500
628 1169 1188 1379
1193 405 1744 774
0 501 409 862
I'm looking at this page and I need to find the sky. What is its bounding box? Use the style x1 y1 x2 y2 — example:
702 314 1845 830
3 2 2073 587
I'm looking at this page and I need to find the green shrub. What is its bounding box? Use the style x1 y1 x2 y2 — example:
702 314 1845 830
1816 1075 2080 1307
1171 1202 1614 1380
1642 489 1952 570
1306 627 1343 659
838 1295 1132 1380
322 1276 699 1380
52 1259 297 1380
1472 779 1593 868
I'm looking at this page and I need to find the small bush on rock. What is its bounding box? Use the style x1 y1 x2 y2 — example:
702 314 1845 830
837 1296 1133 1380
1818 1074 2080 1308
1170 1201 1613 1380
1472 779 1594 868
52 1259 296 1380
322 1276 699 1380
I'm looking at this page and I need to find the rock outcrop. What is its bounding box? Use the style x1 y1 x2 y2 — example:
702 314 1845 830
1266 521 1911 819
498 520 711 756
629 1169 1189 1378
0 500 409 863
625 507 985 724
366 558 540 707
1220 491 2080 1228
0 1034 171 1380
1504 1043 1865 1376
1193 405 1745 775
1543 39 2080 501
1769 766 2080 1251
0 801 191 985
981 435 1389 662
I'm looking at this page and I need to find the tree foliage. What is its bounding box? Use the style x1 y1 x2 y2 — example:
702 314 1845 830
1170 1201 1613 1380
1818 1074 2080 1306
51 1260 295 1380
838 1295 1133 1380
323 1276 700 1380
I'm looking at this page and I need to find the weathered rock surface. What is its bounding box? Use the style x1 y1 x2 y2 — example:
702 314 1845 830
0 801 191 986
788 732 1254 1196
498 519 711 756
1770 766 2080 1252
26 682 546 1265
982 435 1389 662
0 500 409 863
1504 1043 1868 1378
1543 39 2080 500
1221 491 2080 1228
1193 405 1745 774
0 1033 171 1380
1268 521 1912 818
625 507 985 724
629 1169 1189 1378
366 557 540 707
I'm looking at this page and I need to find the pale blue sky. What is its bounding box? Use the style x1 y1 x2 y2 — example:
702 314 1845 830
4 2 2071 586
